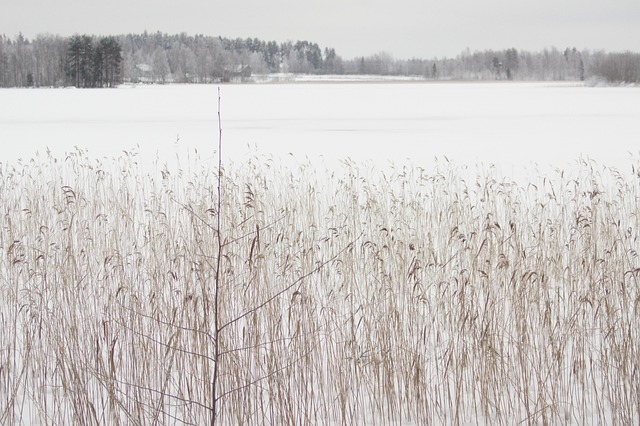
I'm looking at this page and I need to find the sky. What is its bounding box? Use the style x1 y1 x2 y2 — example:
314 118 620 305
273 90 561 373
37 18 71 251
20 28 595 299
2 0 640 59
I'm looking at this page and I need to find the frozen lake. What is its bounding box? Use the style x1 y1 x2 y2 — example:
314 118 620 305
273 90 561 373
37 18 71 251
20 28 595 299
1 81 639 177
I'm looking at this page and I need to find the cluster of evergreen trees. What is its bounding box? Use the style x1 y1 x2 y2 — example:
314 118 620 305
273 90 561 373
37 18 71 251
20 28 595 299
66 35 122 87
1 31 638 88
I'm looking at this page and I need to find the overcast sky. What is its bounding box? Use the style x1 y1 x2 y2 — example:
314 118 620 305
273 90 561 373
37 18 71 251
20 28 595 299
3 0 640 58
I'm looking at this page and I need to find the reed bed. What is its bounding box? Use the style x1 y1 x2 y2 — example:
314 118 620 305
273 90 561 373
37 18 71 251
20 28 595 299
1 148 640 425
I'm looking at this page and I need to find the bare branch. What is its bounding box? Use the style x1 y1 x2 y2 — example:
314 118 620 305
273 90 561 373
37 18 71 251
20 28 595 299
219 235 360 333
215 346 315 402
112 318 216 362
106 375 213 413
114 300 215 343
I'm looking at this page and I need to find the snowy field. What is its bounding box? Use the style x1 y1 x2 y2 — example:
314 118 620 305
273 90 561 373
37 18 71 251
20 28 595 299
1 81 639 176
2 82 640 425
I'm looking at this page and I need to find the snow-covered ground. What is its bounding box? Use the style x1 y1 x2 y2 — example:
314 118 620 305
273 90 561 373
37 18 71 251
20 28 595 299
1 81 638 177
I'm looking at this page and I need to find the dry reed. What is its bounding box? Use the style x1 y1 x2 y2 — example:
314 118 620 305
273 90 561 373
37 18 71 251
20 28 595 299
1 148 640 425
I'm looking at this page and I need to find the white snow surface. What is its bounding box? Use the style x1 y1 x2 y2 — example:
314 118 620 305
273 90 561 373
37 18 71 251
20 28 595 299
1 81 638 177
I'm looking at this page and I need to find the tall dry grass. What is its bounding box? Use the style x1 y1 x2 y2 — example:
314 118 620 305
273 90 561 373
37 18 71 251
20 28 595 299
1 148 640 425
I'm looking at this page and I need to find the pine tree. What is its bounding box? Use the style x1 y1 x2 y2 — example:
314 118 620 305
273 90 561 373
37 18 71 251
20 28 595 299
97 37 122 87
505 48 519 80
93 41 104 87
66 35 83 87
79 35 94 87
67 35 95 87
0 43 8 87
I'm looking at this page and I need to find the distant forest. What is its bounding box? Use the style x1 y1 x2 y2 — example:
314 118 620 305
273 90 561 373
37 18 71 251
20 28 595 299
1 31 639 87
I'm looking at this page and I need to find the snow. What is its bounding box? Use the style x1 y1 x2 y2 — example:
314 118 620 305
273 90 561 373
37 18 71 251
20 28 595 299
251 73 427 83
1 82 639 178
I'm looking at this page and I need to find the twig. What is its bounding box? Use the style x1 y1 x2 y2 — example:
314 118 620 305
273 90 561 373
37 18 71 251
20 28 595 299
210 85 223 426
219 236 360 333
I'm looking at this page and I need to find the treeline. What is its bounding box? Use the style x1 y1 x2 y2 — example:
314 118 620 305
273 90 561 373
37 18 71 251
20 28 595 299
589 52 640 85
0 32 341 87
120 32 341 83
349 48 586 81
1 32 639 87
0 34 122 87
348 48 640 83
